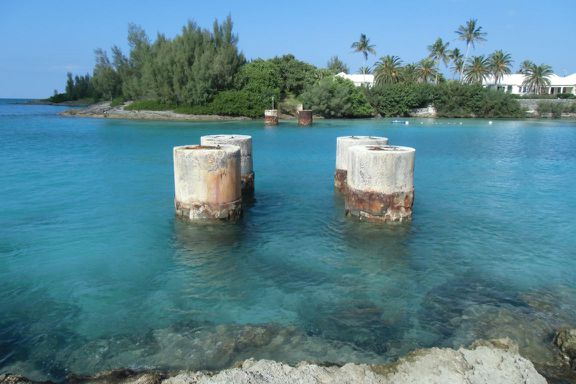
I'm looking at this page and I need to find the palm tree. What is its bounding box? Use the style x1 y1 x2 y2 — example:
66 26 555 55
374 55 403 85
351 33 376 85
358 66 372 74
417 58 438 84
449 48 464 79
428 38 450 83
488 50 513 87
464 55 490 84
517 60 535 74
522 63 553 94
399 63 419 84
455 19 487 81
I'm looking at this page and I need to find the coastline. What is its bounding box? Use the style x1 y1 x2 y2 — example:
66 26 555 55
0 338 554 384
60 102 253 122
2 323 575 383
58 101 576 122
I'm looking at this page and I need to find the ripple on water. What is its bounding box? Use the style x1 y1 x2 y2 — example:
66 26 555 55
1 110 576 381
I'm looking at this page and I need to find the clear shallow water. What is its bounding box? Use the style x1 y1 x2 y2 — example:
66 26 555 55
1 99 576 380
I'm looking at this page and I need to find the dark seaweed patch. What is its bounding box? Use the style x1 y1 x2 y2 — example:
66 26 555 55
418 274 528 344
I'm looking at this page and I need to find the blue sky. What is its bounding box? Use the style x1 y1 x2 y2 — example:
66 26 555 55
1 0 575 98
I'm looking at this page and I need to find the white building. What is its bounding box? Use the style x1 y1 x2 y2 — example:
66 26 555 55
483 73 576 95
336 72 375 87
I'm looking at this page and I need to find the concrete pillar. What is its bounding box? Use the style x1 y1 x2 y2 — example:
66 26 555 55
200 134 254 194
298 110 313 126
173 144 242 221
264 109 279 125
335 136 389 193
345 145 415 222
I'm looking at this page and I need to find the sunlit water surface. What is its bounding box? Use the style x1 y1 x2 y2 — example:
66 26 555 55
1 99 575 380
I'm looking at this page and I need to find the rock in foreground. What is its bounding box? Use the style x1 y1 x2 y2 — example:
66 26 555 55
164 339 546 384
554 328 576 368
0 339 548 384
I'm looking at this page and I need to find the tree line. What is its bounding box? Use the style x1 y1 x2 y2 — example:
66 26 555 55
52 16 245 104
351 19 556 94
51 16 552 118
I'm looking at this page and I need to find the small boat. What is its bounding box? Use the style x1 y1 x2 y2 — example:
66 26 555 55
392 120 410 125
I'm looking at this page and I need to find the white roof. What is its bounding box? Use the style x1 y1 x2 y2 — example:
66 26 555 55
336 72 374 83
484 73 576 86
550 73 576 86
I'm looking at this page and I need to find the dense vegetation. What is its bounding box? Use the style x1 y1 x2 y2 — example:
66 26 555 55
123 54 319 118
537 101 576 118
51 17 245 105
366 83 522 118
300 77 373 118
51 16 561 119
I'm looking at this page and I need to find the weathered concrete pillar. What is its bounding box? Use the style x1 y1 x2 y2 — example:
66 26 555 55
264 109 279 125
335 136 389 193
345 145 415 222
200 134 254 194
298 110 313 126
173 145 242 221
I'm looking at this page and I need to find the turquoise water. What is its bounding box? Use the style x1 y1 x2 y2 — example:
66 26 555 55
1 99 576 380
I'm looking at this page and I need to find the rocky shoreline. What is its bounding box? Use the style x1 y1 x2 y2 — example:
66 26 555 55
57 101 576 122
1 306 575 383
0 338 556 384
60 102 252 122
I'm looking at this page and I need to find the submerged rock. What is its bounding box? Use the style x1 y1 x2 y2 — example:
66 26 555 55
67 369 167 384
299 299 400 355
554 328 576 368
0 375 33 384
418 279 576 382
53 323 383 379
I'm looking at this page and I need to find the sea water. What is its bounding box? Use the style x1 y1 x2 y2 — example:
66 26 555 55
1 99 575 380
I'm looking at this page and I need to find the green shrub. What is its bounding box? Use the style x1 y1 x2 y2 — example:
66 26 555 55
552 103 564 118
234 61 282 96
512 94 555 99
537 101 576 118
366 82 520 118
110 97 126 107
475 90 524 118
122 88 277 118
208 90 263 117
170 89 278 118
124 100 175 111
556 93 576 99
278 94 302 116
367 84 435 117
537 102 561 118
270 55 317 97
434 83 522 118
433 83 484 117
207 89 276 118
47 93 70 103
300 77 374 118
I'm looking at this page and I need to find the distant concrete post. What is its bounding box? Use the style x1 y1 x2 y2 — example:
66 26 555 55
200 135 254 194
264 110 279 125
335 136 389 193
345 145 415 222
173 145 242 221
298 110 313 126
